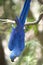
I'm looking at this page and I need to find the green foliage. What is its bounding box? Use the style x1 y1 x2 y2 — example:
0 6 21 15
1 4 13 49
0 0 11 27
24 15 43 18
0 0 5 5
25 17 35 32
0 0 3 5
33 25 39 35
27 17 35 22
15 40 40 65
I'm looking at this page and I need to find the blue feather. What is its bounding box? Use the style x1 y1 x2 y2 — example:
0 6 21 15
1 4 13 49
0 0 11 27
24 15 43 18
8 0 31 61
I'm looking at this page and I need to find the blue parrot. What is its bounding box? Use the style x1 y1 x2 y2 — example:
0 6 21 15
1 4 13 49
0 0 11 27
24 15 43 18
8 0 31 62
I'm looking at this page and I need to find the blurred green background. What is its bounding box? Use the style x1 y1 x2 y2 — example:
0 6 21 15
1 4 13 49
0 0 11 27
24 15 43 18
0 0 43 65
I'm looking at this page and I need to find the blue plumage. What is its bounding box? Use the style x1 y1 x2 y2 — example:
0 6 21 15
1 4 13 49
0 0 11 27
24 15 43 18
8 0 31 61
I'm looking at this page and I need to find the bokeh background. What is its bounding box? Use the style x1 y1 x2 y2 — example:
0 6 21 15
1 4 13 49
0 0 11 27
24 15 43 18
0 0 43 65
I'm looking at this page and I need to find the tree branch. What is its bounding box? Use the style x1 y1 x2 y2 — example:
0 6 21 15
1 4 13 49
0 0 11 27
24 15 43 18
0 14 43 26
25 13 43 26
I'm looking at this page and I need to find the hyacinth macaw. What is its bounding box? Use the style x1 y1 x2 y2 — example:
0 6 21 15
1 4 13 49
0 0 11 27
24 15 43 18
8 0 31 62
